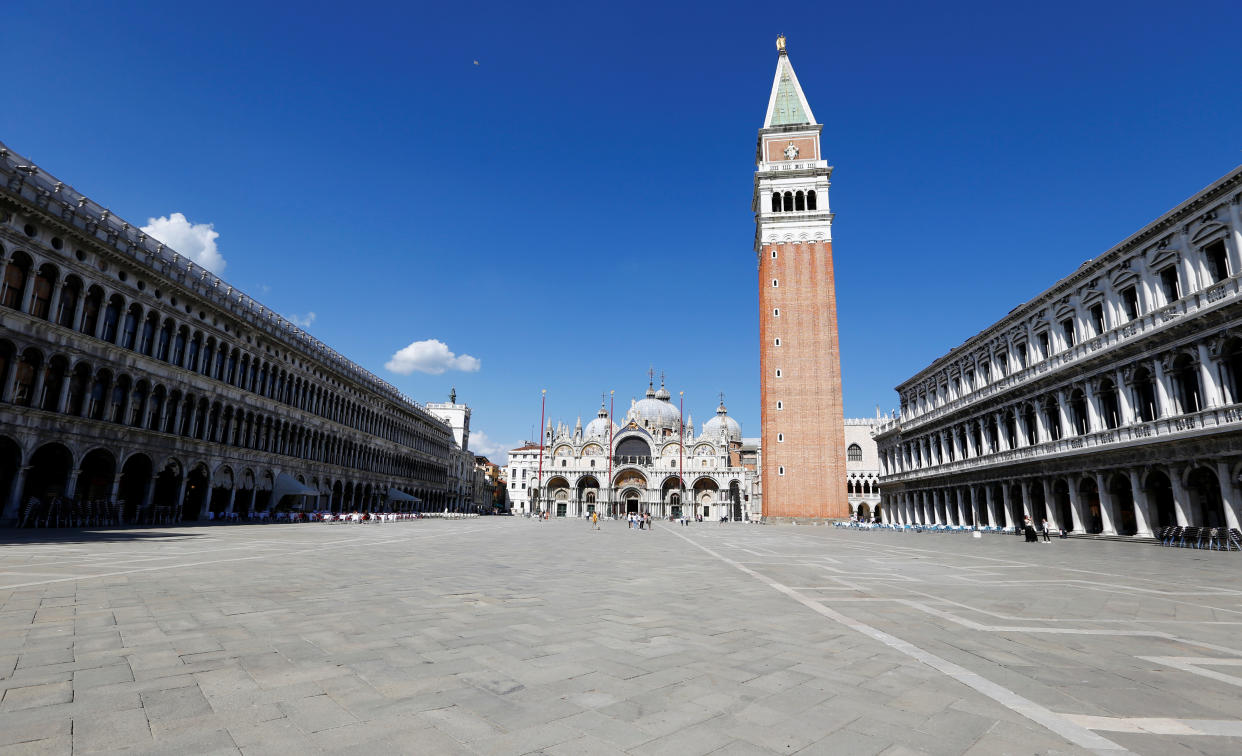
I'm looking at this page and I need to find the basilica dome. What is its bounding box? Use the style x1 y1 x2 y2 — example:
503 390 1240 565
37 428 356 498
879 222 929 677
629 382 681 433
584 403 618 438
702 401 742 443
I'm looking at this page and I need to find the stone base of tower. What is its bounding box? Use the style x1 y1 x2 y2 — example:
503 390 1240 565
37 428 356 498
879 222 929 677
762 516 847 526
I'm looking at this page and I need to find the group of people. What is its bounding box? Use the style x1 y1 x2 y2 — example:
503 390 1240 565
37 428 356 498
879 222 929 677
1022 516 1054 542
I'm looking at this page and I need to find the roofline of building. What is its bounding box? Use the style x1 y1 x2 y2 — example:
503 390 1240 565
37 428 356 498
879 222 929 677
893 164 1242 392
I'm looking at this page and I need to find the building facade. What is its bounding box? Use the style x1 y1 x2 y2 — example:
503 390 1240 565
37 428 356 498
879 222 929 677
874 166 1242 536
0 141 465 525
754 36 848 521
846 417 882 520
508 380 759 520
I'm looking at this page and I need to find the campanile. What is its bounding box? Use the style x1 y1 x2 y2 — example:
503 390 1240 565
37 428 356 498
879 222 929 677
754 36 847 521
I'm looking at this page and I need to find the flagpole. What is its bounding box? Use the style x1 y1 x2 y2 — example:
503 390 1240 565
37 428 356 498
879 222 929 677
679 390 685 520
537 389 546 518
608 389 615 519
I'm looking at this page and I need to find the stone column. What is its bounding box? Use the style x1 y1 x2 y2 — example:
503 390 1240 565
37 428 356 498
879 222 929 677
1014 412 1029 448
29 364 47 411
174 476 188 521
226 487 238 516
18 266 37 314
1197 343 1221 408
1000 484 1013 530
1084 382 1101 432
72 291 86 333
994 413 1009 451
56 369 72 413
1214 460 1241 531
1168 466 1192 526
142 476 158 523
1128 469 1154 537
985 485 998 527
1 466 31 525
1019 480 1034 523
47 279 64 325
955 488 967 526
1115 369 1134 425
1039 478 1059 531
1153 358 1174 417
1094 472 1118 535
64 470 81 500
1056 391 1072 437
1066 479 1087 533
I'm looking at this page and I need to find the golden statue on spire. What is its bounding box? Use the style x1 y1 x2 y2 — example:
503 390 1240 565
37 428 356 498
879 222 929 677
776 35 787 54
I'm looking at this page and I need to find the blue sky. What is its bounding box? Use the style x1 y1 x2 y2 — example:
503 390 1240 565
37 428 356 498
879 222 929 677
5 1 1242 461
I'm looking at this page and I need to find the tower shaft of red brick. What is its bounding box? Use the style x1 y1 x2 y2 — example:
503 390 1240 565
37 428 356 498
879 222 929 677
753 38 848 520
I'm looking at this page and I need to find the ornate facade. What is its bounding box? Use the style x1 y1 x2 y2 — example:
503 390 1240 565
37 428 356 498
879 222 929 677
846 417 881 520
0 141 465 525
874 166 1242 536
509 380 758 520
754 36 847 521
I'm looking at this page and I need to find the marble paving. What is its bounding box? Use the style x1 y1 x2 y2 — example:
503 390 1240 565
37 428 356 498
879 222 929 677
1 518 1240 755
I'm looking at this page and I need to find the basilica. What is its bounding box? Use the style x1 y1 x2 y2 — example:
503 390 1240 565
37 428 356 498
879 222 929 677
509 379 758 520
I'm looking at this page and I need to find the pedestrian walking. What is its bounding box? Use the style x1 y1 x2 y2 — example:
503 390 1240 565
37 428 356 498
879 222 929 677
1041 518 1051 542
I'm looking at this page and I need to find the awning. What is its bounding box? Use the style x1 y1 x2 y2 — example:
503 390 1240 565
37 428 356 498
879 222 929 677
272 472 319 507
386 488 420 503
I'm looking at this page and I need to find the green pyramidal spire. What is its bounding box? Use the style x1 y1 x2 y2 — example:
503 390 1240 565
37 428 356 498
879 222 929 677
763 38 817 129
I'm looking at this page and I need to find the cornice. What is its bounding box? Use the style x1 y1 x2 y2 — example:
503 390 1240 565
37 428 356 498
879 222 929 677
894 165 1242 393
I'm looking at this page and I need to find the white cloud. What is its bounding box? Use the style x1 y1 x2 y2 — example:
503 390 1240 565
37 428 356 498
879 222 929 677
142 213 225 273
288 311 316 328
385 339 481 375
468 430 511 462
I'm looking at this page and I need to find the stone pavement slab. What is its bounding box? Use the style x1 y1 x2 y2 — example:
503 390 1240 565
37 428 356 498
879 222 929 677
1 519 1241 753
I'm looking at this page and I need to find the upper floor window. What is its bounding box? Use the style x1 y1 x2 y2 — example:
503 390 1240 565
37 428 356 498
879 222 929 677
1061 318 1076 348
1159 266 1180 303
1037 331 1049 359
1016 344 1027 369
847 443 862 462
1204 240 1229 284
1089 303 1105 335
1121 286 1139 321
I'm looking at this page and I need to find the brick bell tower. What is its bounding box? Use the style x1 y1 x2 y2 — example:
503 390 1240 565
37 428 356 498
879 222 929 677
754 35 847 521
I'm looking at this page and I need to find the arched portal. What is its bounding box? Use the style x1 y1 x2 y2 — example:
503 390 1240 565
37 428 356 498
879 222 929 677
577 475 599 515
729 480 742 521
1052 479 1072 531
22 443 73 522
118 453 153 523
1108 473 1137 535
183 464 210 521
1079 477 1102 534
0 435 22 524
693 477 719 519
77 448 116 503
1028 481 1047 525
546 476 570 517
152 460 182 524
1186 466 1226 527
211 466 235 516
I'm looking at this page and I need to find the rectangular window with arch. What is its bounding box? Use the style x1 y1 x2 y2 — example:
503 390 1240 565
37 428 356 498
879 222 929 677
772 279 779 287
1204 240 1229 284
777 401 783 410
774 337 781 346
1159 266 1180 303
775 368 782 377
773 308 780 317
1089 303 1105 335
778 466 785 476
1121 286 1139 320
